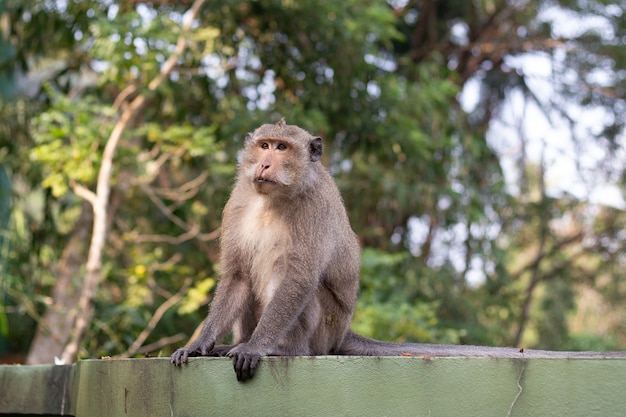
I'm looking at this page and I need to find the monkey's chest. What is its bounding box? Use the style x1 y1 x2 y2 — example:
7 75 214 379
237 200 290 254
236 202 291 305
242 233 288 307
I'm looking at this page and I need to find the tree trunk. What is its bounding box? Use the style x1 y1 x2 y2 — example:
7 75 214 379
26 0 207 364
26 202 92 364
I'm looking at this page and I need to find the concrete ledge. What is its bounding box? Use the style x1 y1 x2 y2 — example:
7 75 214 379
1 356 626 416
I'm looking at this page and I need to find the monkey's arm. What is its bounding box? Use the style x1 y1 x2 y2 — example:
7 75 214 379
227 260 321 381
171 276 250 366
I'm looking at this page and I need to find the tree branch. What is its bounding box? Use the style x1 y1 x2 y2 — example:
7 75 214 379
133 333 187 356
70 181 97 207
61 0 207 364
139 183 192 230
510 231 584 280
118 278 192 358
134 224 220 244
153 171 209 201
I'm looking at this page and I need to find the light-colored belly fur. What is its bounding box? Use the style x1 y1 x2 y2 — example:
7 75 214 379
237 196 290 309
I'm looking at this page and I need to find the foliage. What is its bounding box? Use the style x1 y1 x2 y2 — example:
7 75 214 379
353 249 460 344
1 0 625 361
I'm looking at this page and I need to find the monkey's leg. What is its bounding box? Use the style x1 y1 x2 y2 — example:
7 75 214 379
226 290 320 382
171 277 251 366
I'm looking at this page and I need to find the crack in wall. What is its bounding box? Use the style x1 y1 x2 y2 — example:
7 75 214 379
505 361 527 417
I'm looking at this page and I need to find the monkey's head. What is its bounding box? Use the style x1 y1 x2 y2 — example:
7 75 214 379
240 118 323 195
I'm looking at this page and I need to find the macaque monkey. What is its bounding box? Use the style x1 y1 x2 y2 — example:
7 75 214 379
171 119 624 382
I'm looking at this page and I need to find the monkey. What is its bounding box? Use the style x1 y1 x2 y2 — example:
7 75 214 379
171 118 626 382
171 118 360 381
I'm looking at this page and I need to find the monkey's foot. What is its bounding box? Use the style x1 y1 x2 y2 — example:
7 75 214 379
170 347 194 366
227 343 262 382
170 342 215 366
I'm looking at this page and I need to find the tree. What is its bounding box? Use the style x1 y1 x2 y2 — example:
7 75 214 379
382 0 626 348
2 0 625 363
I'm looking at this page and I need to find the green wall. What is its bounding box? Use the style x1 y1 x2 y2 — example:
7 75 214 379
1 356 626 416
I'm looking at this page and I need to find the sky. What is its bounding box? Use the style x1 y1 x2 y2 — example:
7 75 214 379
439 4 626 286
460 5 626 210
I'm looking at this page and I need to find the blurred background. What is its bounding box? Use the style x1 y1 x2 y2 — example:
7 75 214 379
1 0 625 364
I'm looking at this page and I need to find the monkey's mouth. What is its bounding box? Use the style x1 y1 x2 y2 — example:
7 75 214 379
254 178 277 185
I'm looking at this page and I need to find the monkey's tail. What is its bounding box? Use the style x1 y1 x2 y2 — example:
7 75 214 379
336 331 500 357
337 331 625 358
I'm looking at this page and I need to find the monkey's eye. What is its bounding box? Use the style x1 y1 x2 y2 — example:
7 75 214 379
276 143 287 151
260 142 270 150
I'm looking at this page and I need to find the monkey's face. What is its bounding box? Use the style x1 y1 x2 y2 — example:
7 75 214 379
244 138 303 194
239 120 323 196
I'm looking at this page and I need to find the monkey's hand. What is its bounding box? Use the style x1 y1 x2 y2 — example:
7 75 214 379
227 343 265 382
170 340 215 366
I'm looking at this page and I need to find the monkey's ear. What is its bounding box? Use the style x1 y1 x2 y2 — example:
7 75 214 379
309 137 323 162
